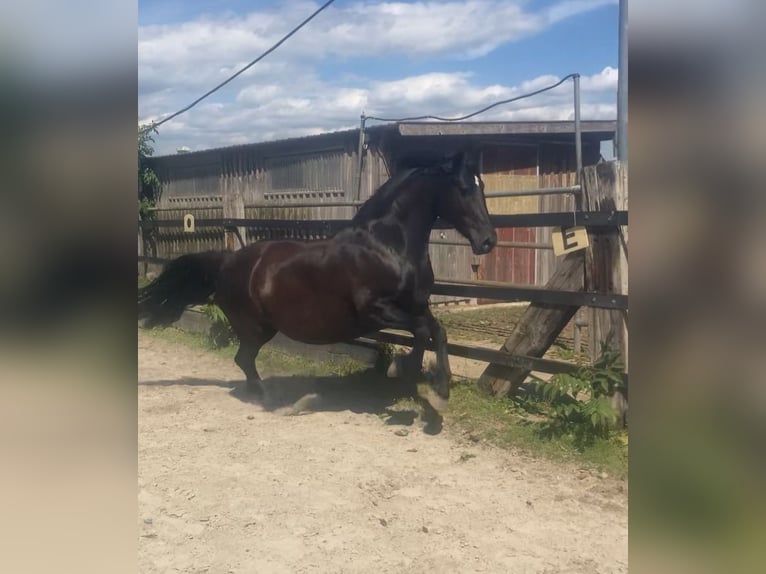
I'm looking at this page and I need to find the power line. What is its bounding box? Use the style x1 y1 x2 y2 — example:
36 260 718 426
141 0 337 133
365 73 577 123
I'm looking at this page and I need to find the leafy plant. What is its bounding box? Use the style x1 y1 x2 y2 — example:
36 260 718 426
138 124 161 222
540 345 625 439
200 304 237 349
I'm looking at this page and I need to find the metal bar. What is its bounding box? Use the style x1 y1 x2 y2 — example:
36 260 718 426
616 0 628 161
431 281 628 310
357 331 581 376
430 239 553 250
573 74 583 207
246 201 364 209
484 185 581 199
355 113 366 201
485 211 627 229
140 210 628 231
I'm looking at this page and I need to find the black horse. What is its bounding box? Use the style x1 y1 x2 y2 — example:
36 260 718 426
139 152 497 426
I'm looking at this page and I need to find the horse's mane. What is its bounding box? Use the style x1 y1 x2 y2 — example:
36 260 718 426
352 165 444 225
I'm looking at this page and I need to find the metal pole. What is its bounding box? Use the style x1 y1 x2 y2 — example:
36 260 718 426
355 113 366 201
573 73 583 211
573 74 582 183
616 0 628 161
484 185 581 199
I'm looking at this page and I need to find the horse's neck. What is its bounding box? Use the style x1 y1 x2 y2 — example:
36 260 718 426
380 182 437 258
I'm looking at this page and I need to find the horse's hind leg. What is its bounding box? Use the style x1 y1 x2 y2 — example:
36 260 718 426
232 323 276 394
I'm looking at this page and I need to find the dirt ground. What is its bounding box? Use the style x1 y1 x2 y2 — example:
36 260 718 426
138 329 627 573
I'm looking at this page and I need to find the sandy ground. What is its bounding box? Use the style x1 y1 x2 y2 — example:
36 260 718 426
138 329 627 573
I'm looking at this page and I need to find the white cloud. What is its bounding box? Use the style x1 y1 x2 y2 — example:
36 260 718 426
143 68 617 154
139 1 618 153
581 66 618 91
139 0 616 90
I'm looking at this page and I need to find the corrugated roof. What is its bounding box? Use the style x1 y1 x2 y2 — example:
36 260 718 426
397 120 615 137
154 120 615 160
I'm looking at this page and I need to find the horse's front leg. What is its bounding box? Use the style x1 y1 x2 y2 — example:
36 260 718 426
423 308 451 409
379 304 450 434
404 309 449 435
375 302 452 401
386 314 429 385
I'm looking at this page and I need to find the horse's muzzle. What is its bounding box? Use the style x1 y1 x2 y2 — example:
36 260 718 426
471 233 497 255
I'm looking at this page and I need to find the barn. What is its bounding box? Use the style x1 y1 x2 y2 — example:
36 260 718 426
144 120 615 299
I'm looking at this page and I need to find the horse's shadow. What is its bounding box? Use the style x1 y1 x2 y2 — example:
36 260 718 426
140 368 435 429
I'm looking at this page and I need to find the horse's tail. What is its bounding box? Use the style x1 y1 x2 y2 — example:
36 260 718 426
138 250 230 328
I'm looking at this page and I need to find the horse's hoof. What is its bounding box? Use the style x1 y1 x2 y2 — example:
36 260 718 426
246 380 264 395
423 413 444 435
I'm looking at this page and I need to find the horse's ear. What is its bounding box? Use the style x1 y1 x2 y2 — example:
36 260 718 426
451 151 467 174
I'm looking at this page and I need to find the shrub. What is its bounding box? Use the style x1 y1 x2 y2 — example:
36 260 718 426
540 346 625 439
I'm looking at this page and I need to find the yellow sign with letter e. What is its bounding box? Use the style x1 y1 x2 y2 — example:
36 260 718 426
551 226 589 256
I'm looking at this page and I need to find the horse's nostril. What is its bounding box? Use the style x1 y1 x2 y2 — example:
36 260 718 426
482 238 493 252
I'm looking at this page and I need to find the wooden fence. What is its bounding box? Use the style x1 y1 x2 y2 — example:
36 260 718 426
139 161 629 389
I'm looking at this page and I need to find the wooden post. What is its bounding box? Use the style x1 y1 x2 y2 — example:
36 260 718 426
582 161 628 423
581 162 628 364
223 173 246 251
477 251 584 397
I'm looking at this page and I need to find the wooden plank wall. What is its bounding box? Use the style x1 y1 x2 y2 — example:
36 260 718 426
152 152 225 259
478 144 539 290
149 137 600 304
153 196 224 260
243 148 360 242
154 139 366 255
428 228 475 304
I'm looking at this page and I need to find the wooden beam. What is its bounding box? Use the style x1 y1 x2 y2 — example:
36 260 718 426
356 331 583 376
582 160 629 425
477 251 585 397
582 162 628 366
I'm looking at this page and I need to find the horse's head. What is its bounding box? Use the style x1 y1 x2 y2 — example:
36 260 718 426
435 152 497 255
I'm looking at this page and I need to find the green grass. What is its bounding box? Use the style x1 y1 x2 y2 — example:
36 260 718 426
433 305 526 338
434 304 526 322
433 304 590 364
142 326 627 479
446 379 628 478
144 326 369 378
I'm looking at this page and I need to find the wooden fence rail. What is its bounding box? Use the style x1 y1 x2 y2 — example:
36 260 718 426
139 161 628 390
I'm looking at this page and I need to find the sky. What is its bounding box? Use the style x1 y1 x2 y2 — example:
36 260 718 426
138 0 619 156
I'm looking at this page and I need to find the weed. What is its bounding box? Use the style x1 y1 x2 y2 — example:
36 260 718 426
200 303 237 349
539 346 625 441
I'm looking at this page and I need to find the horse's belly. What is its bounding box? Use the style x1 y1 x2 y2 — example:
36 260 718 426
269 295 361 345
